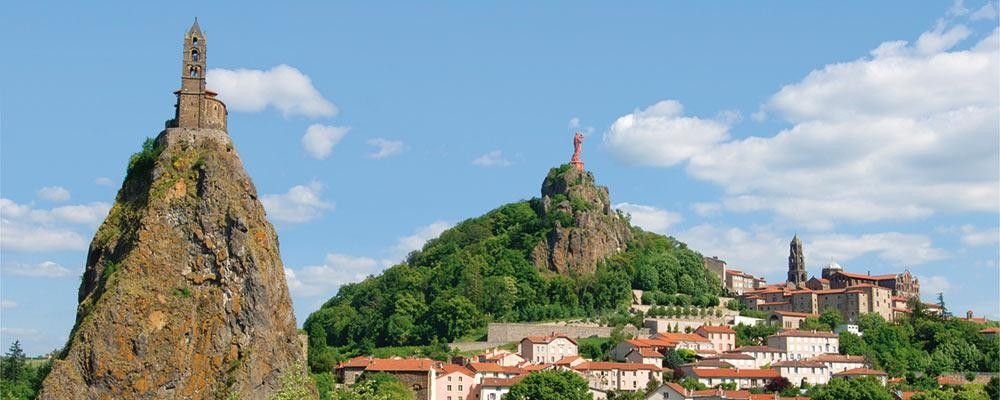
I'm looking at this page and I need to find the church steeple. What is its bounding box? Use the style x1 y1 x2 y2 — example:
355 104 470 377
181 19 206 94
787 234 807 286
171 20 227 131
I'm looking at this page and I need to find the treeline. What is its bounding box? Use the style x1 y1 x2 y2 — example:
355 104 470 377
0 341 50 400
839 309 1000 376
304 198 720 372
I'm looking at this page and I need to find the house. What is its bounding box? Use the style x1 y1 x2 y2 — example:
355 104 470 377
626 348 665 366
766 330 839 360
467 362 523 380
650 332 716 351
552 355 587 369
963 310 989 324
767 311 818 329
336 356 373 385
980 327 1000 339
474 349 526 367
680 367 779 389
727 346 787 368
646 382 809 400
435 364 474 400
612 338 675 361
832 368 888 385
519 333 578 364
363 358 438 400
807 354 866 374
571 361 663 393
700 352 757 369
771 360 830 386
833 324 861 336
478 375 525 400
695 325 736 352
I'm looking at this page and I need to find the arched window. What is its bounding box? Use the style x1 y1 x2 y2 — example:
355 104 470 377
191 49 200 61
192 37 199 45
189 66 200 77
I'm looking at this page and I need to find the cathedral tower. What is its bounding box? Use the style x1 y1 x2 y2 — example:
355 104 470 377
787 235 807 285
172 19 227 131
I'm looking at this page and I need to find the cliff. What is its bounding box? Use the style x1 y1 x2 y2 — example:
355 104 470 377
38 128 308 399
532 164 632 274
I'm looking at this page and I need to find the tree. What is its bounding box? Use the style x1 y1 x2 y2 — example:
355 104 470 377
765 376 792 393
986 376 999 400
506 370 592 400
819 307 845 330
717 382 737 390
679 377 707 390
330 372 413 400
426 295 482 341
1 340 27 382
808 377 893 400
663 349 686 369
937 293 951 318
607 390 646 400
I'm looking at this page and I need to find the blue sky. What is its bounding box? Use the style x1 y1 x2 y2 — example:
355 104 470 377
2 1 998 356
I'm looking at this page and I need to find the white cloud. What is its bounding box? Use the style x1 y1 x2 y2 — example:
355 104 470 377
94 177 115 187
607 25 999 228
807 232 948 266
0 198 110 252
261 182 335 223
918 275 952 295
569 117 581 129
2 261 76 278
691 202 722 217
614 203 682 234
0 327 40 338
957 225 1000 247
37 186 70 202
604 100 730 167
971 1 998 20
366 138 405 159
472 150 512 167
948 0 970 17
285 252 381 297
677 224 789 276
387 221 453 263
207 65 337 118
301 124 349 159
0 299 16 309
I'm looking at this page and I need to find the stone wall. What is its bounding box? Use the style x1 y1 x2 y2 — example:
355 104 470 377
486 323 649 343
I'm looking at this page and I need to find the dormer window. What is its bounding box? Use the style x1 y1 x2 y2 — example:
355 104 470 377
191 50 199 61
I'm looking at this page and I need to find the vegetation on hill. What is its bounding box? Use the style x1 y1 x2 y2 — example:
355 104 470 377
304 166 720 372
506 370 592 400
839 308 999 376
0 341 50 400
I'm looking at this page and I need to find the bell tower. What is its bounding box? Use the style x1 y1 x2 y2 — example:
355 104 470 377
171 19 227 131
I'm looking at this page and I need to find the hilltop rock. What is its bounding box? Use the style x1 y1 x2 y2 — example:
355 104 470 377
532 164 632 274
38 128 308 400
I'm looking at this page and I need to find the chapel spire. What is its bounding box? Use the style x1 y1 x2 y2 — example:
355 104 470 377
171 20 227 131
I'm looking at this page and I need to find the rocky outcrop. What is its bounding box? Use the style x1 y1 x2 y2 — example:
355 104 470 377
38 128 307 400
532 164 632 274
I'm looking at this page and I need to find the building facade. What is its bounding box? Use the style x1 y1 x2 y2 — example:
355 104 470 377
519 333 578 364
766 330 839 360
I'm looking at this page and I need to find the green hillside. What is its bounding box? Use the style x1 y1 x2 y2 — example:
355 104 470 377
304 165 721 370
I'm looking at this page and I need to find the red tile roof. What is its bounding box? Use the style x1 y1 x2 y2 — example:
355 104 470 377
697 325 736 334
833 367 887 377
337 356 372 369
731 346 784 353
522 333 577 345
772 360 827 368
573 361 661 371
686 368 780 379
467 362 523 374
980 327 1000 334
552 355 582 365
436 363 474 377
711 353 755 360
654 332 712 343
769 329 838 338
634 348 664 358
770 311 819 318
833 271 897 281
808 354 866 363
481 375 527 387
365 358 436 372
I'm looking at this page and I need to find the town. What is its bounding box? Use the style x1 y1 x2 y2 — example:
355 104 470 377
319 236 998 400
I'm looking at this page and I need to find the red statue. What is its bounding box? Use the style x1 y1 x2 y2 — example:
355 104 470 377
570 132 584 171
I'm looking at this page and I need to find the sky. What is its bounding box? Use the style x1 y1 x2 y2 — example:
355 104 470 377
1 1 998 356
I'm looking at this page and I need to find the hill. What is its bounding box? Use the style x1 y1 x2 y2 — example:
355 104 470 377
304 165 721 370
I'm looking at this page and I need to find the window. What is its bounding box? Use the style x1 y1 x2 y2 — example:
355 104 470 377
191 49 199 61
189 65 200 77
448 376 452 381
459 385 463 391
192 37 198 45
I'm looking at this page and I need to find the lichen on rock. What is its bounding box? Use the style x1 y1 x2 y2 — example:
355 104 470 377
38 128 309 400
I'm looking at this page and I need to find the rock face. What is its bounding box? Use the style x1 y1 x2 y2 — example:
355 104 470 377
39 128 305 400
532 165 632 274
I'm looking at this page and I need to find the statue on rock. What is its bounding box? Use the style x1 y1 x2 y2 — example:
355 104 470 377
570 132 585 171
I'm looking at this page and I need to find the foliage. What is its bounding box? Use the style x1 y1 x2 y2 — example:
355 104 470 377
506 370 592 400
717 382 737 390
807 377 893 400
679 377 708 390
0 341 51 400
578 337 615 362
911 386 990 400
329 373 412 400
269 364 316 400
986 376 999 400
606 390 646 400
305 187 719 371
765 376 793 393
126 137 164 181
312 373 335 400
734 323 779 347
838 313 999 376
801 307 844 331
